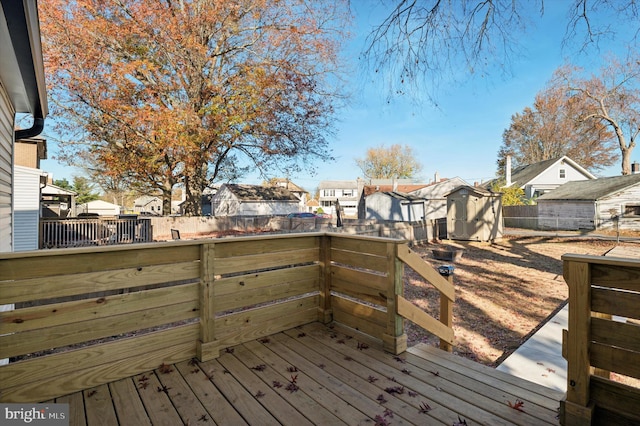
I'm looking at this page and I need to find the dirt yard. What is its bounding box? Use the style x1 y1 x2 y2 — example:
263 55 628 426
404 235 636 367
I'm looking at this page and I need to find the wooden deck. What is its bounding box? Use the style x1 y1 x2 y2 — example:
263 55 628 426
51 322 562 426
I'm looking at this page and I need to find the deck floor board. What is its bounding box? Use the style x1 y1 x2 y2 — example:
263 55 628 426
50 323 561 425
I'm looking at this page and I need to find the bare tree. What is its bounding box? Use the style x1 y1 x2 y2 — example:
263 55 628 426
497 81 617 173
555 59 640 175
363 0 640 99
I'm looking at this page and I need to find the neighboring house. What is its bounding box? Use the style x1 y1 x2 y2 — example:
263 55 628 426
266 178 308 211
318 179 366 218
363 191 427 221
15 136 46 168
446 185 503 241
212 183 300 216
13 137 48 251
483 156 596 199
409 176 470 220
13 165 46 251
41 183 77 218
306 198 320 214
78 200 121 216
0 0 48 253
134 195 162 216
537 173 640 230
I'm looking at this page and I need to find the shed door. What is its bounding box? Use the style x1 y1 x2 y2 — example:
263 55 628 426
451 192 480 240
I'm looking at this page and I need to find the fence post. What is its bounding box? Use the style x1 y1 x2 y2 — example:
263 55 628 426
318 234 333 323
561 258 594 425
439 273 454 352
197 242 219 361
383 242 407 354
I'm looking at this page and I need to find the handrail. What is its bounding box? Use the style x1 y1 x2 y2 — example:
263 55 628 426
395 243 455 352
561 253 640 425
0 232 456 403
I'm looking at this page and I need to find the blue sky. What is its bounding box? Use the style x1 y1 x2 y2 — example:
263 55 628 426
40 1 635 193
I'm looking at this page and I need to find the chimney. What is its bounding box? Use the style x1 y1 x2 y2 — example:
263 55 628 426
474 181 479 187
434 171 440 183
505 155 512 186
632 162 640 174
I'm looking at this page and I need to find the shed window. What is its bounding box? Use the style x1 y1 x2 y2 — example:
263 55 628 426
624 205 640 216
559 169 566 178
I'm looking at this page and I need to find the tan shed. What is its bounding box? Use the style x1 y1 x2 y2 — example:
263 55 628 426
446 185 503 241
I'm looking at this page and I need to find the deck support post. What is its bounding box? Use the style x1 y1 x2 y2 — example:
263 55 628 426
562 259 592 424
383 243 407 354
197 243 219 361
318 234 333 324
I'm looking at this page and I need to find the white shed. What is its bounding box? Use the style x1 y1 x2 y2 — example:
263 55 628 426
13 165 46 251
212 184 300 216
537 174 640 230
78 200 121 216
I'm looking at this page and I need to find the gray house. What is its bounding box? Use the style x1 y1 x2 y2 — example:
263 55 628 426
537 174 640 231
0 0 48 253
212 184 300 216
410 176 469 220
363 191 427 221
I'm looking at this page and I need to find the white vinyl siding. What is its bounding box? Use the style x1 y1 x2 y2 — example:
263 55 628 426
14 165 42 251
0 81 14 252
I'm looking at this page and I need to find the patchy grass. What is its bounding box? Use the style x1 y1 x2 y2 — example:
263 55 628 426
404 236 632 366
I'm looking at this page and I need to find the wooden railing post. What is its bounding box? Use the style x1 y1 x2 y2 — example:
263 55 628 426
383 242 407 354
439 273 454 352
197 242 219 361
562 258 594 425
318 234 333 323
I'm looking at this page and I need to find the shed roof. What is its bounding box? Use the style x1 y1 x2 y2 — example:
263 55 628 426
445 185 500 198
223 184 299 201
537 174 640 201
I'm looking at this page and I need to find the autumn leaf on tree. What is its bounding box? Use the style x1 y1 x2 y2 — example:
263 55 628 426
39 0 350 215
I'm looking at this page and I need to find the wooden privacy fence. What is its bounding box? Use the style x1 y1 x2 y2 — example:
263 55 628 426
40 217 153 249
561 254 640 425
0 232 454 403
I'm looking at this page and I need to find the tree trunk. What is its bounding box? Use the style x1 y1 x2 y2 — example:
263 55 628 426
621 146 632 175
182 163 208 216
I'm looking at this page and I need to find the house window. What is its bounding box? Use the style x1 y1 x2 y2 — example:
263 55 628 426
559 169 566 178
323 189 335 197
624 205 640 216
342 190 353 197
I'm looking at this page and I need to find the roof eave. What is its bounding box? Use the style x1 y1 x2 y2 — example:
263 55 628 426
0 0 48 120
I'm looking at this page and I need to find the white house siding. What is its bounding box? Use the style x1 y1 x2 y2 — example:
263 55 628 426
13 165 43 251
524 162 591 199
537 201 596 230
596 184 640 228
0 82 14 253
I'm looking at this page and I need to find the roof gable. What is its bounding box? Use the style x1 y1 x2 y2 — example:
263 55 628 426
483 156 595 189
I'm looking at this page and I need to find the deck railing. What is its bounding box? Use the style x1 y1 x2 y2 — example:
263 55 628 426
0 232 454 403
561 254 640 425
40 217 153 248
